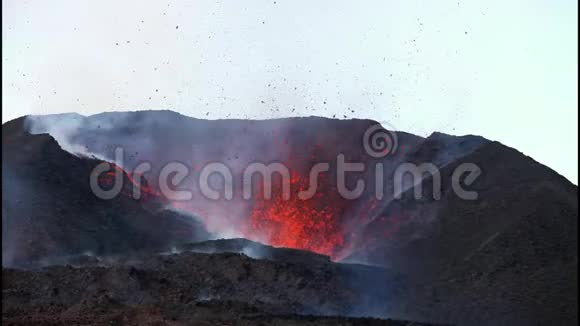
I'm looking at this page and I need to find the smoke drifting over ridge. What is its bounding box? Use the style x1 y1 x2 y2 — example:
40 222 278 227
22 110 487 261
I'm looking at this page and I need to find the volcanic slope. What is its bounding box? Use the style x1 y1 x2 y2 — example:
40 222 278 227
2 117 211 268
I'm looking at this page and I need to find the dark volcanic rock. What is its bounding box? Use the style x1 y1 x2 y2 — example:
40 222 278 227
2 111 577 325
178 238 332 264
2 117 211 268
2 249 440 325
348 140 578 325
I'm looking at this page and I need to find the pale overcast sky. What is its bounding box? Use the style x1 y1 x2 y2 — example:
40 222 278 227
2 0 578 183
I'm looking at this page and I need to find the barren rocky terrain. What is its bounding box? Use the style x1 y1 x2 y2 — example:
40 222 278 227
2 112 577 325
3 243 440 325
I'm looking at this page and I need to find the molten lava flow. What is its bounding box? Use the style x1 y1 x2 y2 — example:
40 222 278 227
244 170 350 258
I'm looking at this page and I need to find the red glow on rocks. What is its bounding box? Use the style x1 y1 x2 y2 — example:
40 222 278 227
243 170 350 259
97 163 161 200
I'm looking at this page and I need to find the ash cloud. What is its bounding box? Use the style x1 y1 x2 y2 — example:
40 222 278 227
22 111 488 263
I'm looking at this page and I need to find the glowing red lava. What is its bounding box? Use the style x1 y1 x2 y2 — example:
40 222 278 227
244 170 350 258
97 152 373 260
97 163 160 200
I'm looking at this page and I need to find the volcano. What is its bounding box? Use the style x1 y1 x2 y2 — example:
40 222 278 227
2 110 577 325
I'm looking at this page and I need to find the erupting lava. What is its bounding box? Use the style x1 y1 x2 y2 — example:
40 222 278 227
244 170 350 258
98 152 362 260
